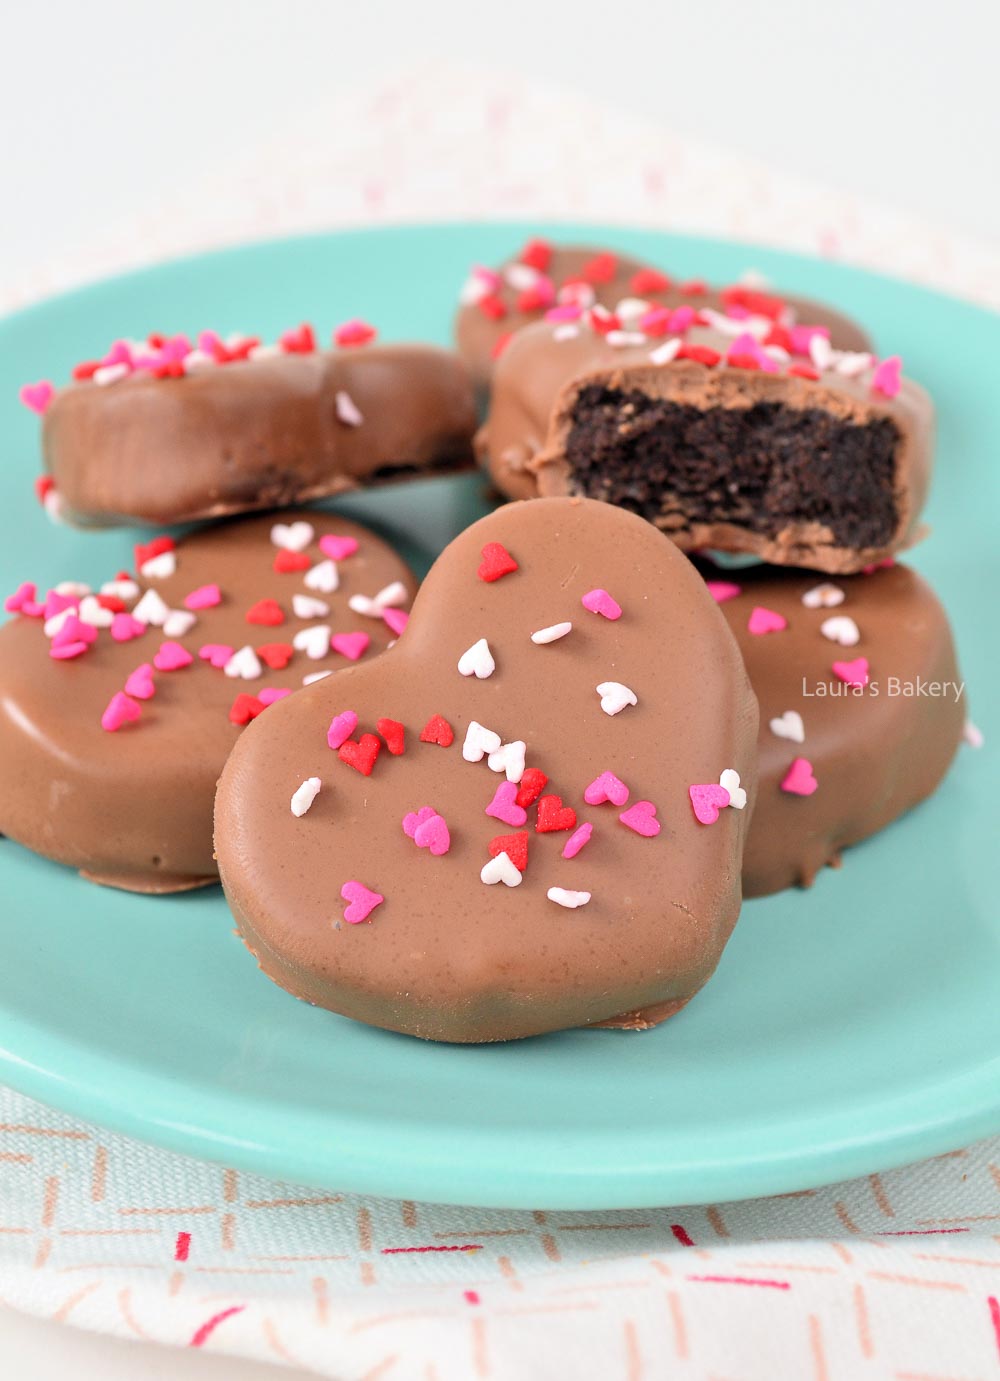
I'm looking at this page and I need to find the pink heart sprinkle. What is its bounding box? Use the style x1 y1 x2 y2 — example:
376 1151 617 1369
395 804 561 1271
403 805 438 839
706 580 742 604
781 757 818 796
562 821 593 859
688 784 730 826
199 643 234 669
414 813 451 857
619 800 662 837
327 710 359 750
545 303 582 322
669 305 696 333
19 381 54 415
382 607 409 637
871 355 902 399
50 639 90 660
583 771 629 807
789 324 829 356
154 640 194 672
485 781 528 828
319 534 360 561
748 605 788 636
101 691 142 732
341 880 383 924
51 615 96 649
581 588 622 621
184 583 222 611
44 590 78 620
832 656 869 688
4 581 38 615
124 663 156 700
258 687 291 706
111 612 146 643
331 631 369 661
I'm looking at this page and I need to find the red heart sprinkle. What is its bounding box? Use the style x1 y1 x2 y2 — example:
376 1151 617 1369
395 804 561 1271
134 535 174 572
257 642 294 670
34 475 55 504
419 714 454 747
338 734 381 776
535 794 577 833
377 717 405 755
229 693 264 726
273 549 311 574
488 832 529 872
477 542 519 583
630 268 672 295
515 768 548 809
519 237 553 272
579 251 617 284
246 598 285 626
96 594 126 613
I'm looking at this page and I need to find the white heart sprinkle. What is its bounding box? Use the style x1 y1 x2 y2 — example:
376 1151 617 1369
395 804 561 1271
293 625 331 660
769 710 805 744
184 348 217 371
553 324 580 343
462 721 502 763
504 263 540 291
335 390 364 426
547 887 591 909
163 608 197 638
809 335 834 372
293 594 330 620
606 330 647 348
531 621 572 645
77 594 113 628
43 607 76 638
964 721 984 749
487 740 527 783
835 350 874 378
649 338 682 366
44 490 64 523
290 777 322 818
480 851 522 888
54 580 91 598
140 551 176 580
94 362 129 386
596 681 637 716
303 670 332 686
719 768 747 810
614 296 652 324
458 637 496 679
270 521 314 553
802 583 845 610
247 343 281 362
101 578 139 602
132 589 169 627
224 645 263 680
305 559 339 594
349 582 410 619
821 615 861 647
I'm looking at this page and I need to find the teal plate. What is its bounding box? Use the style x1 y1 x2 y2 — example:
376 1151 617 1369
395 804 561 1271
0 224 998 1209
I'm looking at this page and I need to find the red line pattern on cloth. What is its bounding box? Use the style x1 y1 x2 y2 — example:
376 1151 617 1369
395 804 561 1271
687 1275 792 1290
188 1304 245 1348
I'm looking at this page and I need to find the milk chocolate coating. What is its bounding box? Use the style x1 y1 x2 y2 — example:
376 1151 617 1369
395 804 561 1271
43 345 477 528
712 561 964 896
215 497 759 1043
480 320 933 574
0 511 415 892
455 242 872 394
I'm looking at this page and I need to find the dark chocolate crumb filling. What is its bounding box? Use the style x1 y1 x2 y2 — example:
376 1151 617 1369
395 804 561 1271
564 385 900 550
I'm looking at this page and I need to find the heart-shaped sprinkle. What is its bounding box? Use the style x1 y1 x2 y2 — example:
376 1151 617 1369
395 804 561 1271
305 560 339 594
536 794 577 833
487 740 526 783
718 768 747 810
457 637 496 679
802 582 845 609
620 800 662 836
77 595 113 628
584 771 629 807
43 590 78 621
153 640 194 672
485 781 528 827
477 542 519 582
274 549 311 574
229 693 265 726
163 609 197 638
331 631 370 661
184 583 222 611
338 733 381 776
531 621 573 645
403 805 437 838
348 581 410 619
290 777 321 817
327 711 359 750
515 768 548 809
101 577 140 602
377 717 405 755
271 521 315 552
4 581 39 615
292 594 329 620
224 645 263 679
258 688 291 707
463 721 501 762
770 710 805 743
832 656 869 687
547 887 591 909
706 580 742 603
748 606 788 636
140 550 177 581
596 681 637 716
479 851 522 887
781 757 819 796
341 880 383 923
382 607 409 637
200 642 235 669
134 536 174 572
257 642 294 670
413 813 450 856
111 612 146 643
51 614 96 650
581 588 622 620
50 639 90 660
687 785 729 826
101 691 142 732
562 821 593 859
246 598 284 626
19 380 54 414
124 663 156 700
293 625 331 660
319 533 360 562
821 615 861 647
132 589 169 627
335 390 364 426
419 713 454 747
871 354 902 399
488 832 528 872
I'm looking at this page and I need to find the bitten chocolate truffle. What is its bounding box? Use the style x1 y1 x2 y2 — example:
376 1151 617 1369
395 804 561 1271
706 560 965 896
0 511 416 892
479 315 933 574
28 324 477 527
215 497 759 1043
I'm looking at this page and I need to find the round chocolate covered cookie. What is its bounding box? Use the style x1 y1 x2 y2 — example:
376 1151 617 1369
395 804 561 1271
707 560 965 896
215 497 759 1043
0 511 416 891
